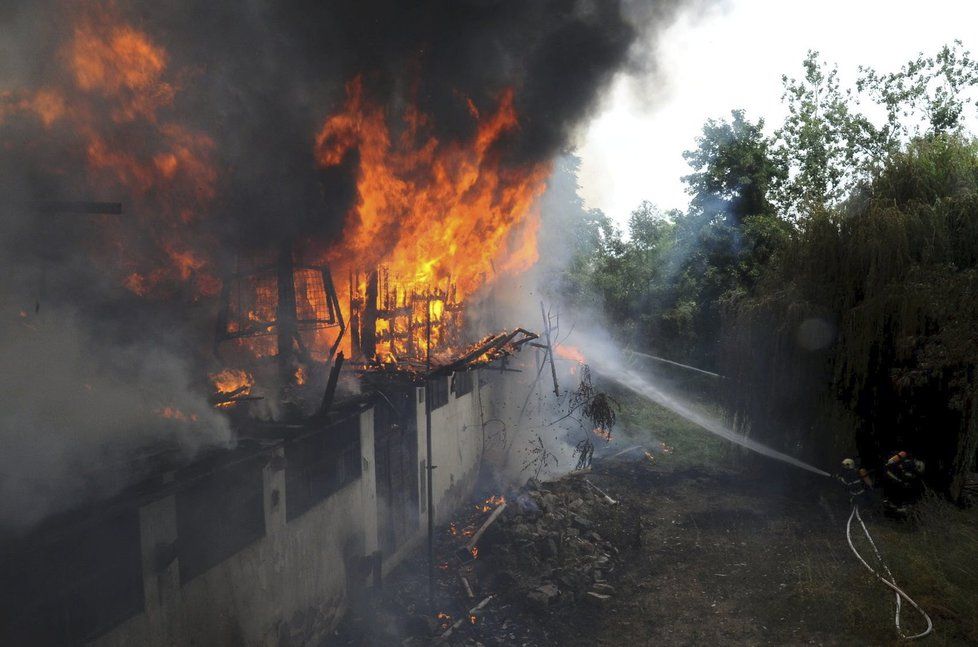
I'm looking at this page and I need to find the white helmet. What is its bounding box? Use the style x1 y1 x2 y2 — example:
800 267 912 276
841 458 856 470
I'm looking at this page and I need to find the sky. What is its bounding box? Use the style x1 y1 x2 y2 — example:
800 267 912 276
574 0 978 227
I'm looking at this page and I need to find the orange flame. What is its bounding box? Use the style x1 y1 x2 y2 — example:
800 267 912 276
475 494 506 513
3 6 219 300
210 369 254 407
8 9 552 385
155 406 198 423
315 78 550 362
555 344 586 363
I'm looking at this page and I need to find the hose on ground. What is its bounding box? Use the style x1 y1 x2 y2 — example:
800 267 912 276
845 505 933 640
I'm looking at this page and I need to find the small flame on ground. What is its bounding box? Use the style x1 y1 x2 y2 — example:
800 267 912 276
644 451 655 463
155 406 198 423
475 494 505 513
470 546 479 559
469 614 478 625
592 427 612 443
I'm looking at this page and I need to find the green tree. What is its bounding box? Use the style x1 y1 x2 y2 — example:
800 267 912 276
682 109 783 226
858 40 978 138
773 51 885 214
774 44 978 216
659 110 788 365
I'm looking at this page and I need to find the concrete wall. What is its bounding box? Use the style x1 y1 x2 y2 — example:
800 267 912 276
93 408 379 647
89 373 489 647
416 372 486 526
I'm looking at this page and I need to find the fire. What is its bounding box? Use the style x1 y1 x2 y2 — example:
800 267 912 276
210 369 254 407
592 427 613 443
470 546 479 559
69 18 175 123
155 406 198 423
2 5 220 300
7 9 551 390
475 494 506 513
315 78 550 362
555 344 586 363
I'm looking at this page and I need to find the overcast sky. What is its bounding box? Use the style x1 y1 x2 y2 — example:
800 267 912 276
574 0 978 227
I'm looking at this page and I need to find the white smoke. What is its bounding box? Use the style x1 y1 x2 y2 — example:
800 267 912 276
0 304 234 530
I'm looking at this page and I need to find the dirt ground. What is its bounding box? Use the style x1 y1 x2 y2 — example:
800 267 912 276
332 398 978 647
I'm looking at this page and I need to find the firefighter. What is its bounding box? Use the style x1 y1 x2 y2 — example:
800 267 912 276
838 457 874 504
880 450 925 515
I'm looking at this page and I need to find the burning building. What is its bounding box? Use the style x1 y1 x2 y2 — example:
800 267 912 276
0 1 691 644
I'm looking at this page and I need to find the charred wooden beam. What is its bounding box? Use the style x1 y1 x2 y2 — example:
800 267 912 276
275 240 300 385
360 270 379 360
317 352 345 419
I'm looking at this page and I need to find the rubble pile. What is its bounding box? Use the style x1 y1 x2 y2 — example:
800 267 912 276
480 473 640 614
332 470 642 646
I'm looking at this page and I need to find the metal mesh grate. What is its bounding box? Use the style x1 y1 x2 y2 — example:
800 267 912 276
225 272 278 335
293 269 330 322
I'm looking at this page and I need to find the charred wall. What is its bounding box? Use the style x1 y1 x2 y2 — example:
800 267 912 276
0 370 496 646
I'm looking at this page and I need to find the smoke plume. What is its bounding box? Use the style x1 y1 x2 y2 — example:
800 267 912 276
0 0 701 527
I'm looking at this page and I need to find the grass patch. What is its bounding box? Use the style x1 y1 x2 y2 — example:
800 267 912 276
609 388 730 468
784 496 978 645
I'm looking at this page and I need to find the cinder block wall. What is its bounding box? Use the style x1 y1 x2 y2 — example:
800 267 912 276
415 372 485 529
93 408 377 647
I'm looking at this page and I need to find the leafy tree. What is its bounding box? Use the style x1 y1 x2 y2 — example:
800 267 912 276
774 44 978 216
858 40 978 138
722 135 978 496
682 109 784 226
659 110 788 365
773 52 886 215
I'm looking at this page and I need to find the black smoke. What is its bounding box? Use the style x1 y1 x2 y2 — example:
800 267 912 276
2 0 703 251
0 0 703 528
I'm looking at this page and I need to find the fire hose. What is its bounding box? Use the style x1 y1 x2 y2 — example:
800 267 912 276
845 504 933 640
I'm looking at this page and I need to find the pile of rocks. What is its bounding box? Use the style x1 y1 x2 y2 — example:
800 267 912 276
480 473 636 614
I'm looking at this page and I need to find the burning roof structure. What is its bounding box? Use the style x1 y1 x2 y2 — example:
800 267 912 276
0 1 708 644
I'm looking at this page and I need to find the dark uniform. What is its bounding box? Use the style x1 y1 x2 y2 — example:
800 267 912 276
838 459 874 505
881 451 924 513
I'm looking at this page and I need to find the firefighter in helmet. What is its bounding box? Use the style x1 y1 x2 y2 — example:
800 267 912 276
881 450 925 514
838 457 874 504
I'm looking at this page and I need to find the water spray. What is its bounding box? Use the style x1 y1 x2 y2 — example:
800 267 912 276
592 359 830 477
589 355 936 639
624 349 725 379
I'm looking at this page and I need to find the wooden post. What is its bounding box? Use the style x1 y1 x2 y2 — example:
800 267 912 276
361 270 378 360
540 301 560 397
276 240 299 387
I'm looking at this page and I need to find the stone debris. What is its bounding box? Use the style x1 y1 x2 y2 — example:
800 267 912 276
333 471 641 646
477 472 638 618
